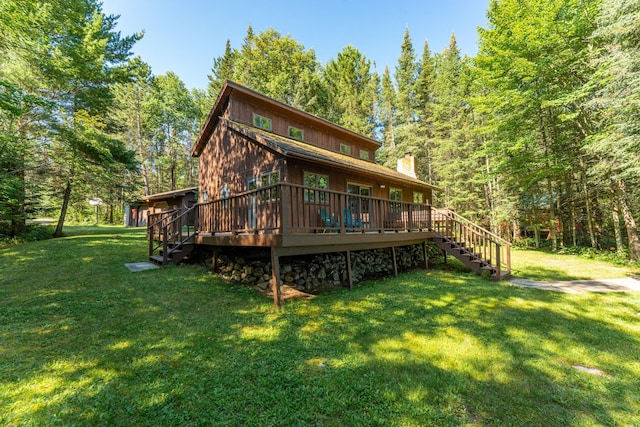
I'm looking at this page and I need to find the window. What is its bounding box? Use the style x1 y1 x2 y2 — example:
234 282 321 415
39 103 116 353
253 113 272 131
304 172 329 203
288 126 303 141
413 192 424 204
339 144 351 155
359 149 370 160
390 188 403 213
260 170 280 201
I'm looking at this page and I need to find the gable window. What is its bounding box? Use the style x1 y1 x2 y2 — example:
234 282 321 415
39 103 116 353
413 192 424 204
304 172 329 203
253 113 272 131
260 170 280 201
288 126 304 141
359 149 370 160
339 144 351 155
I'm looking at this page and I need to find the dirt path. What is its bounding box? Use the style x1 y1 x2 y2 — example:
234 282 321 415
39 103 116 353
509 277 640 293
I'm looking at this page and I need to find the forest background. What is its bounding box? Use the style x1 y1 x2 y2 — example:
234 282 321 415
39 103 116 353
1 0 639 261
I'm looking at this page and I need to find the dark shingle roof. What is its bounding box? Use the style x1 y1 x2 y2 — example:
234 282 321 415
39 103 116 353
225 119 438 190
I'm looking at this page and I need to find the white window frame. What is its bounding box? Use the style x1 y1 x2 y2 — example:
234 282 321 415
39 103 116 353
339 144 351 155
288 126 304 141
304 172 329 203
253 113 272 131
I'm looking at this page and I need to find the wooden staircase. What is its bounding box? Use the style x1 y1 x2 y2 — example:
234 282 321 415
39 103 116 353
148 206 198 266
431 209 511 280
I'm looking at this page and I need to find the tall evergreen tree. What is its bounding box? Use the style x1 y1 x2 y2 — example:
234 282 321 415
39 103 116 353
207 39 236 100
431 34 485 218
392 29 422 166
0 0 141 236
414 40 437 183
323 45 379 137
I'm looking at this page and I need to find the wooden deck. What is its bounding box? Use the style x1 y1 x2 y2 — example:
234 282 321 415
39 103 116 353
148 183 511 308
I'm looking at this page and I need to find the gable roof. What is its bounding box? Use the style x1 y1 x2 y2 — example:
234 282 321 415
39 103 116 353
225 119 438 191
192 80 381 157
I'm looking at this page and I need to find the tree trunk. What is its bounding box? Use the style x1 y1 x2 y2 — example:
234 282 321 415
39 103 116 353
9 160 26 237
609 179 624 254
570 182 577 246
579 156 597 248
54 180 72 237
547 178 558 251
615 179 640 261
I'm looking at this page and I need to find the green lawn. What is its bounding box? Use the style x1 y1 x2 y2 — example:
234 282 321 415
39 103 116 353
1 227 639 426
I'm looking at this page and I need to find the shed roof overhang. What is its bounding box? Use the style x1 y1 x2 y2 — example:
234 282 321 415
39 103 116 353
142 187 198 203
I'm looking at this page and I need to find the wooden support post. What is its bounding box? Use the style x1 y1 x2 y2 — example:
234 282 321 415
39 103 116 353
443 249 447 265
391 246 398 277
423 242 429 270
271 247 281 310
346 250 353 290
211 250 218 272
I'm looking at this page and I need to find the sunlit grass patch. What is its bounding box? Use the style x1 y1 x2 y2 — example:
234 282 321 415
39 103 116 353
1 227 640 425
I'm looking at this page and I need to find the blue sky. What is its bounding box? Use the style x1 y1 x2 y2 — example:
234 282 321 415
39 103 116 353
101 0 490 90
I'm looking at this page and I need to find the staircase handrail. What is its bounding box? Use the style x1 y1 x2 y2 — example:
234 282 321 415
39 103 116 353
148 206 198 263
148 209 179 229
435 208 510 247
164 204 199 247
433 207 511 279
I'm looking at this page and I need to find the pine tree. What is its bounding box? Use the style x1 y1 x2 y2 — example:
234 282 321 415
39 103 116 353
207 39 236 101
323 45 379 137
392 29 421 166
414 40 436 183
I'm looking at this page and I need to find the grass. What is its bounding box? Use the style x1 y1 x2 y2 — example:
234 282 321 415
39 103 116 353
511 247 640 281
1 226 640 426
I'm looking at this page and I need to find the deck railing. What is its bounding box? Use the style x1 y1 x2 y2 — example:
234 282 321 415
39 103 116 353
431 208 511 278
148 206 198 264
196 183 433 235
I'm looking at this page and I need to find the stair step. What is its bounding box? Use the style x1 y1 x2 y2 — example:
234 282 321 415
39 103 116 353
149 255 166 265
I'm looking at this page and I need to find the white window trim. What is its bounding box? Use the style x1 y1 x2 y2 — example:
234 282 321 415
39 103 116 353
252 113 272 131
288 126 304 141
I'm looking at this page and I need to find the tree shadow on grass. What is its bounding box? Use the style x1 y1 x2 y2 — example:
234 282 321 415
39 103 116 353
2 259 640 426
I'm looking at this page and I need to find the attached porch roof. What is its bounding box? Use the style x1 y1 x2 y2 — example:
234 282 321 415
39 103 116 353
142 187 198 203
225 119 438 191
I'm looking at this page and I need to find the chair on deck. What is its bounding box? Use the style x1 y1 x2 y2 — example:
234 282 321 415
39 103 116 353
343 208 363 230
318 207 339 231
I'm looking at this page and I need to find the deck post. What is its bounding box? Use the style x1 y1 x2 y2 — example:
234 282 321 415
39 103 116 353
280 184 289 233
423 241 429 270
211 250 218 272
148 223 154 257
495 244 501 281
391 246 398 277
346 250 353 290
271 247 282 309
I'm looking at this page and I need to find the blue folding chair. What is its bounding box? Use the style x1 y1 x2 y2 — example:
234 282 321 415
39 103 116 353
318 207 338 231
343 208 363 230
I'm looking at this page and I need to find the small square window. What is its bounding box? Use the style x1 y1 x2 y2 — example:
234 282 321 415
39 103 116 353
288 126 304 141
340 144 351 155
253 114 272 131
359 149 370 160
413 192 424 204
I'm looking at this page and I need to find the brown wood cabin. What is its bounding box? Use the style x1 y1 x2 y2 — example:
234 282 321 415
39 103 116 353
148 80 511 308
